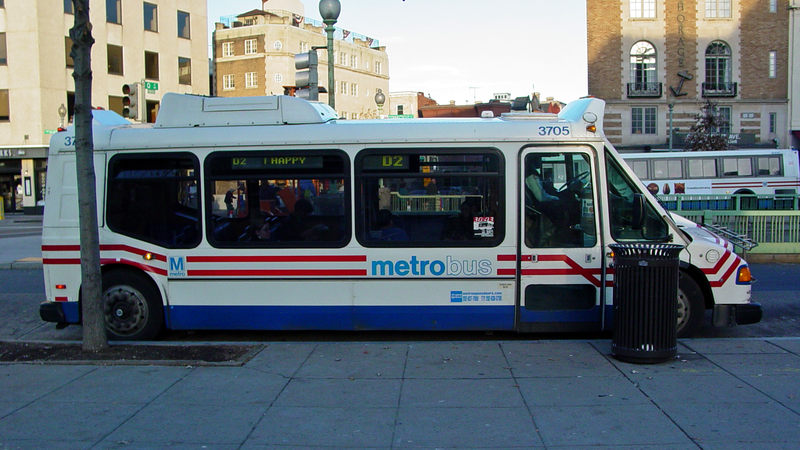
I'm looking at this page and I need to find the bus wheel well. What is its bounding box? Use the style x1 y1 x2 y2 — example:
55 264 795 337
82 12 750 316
733 189 755 196
681 265 713 310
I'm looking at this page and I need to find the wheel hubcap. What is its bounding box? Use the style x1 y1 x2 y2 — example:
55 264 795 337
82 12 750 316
103 286 148 336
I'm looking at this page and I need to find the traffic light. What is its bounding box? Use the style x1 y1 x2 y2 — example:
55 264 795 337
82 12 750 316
122 83 138 119
294 50 319 101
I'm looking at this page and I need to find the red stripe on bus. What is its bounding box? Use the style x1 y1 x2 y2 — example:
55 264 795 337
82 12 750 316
187 269 368 277
43 258 81 265
497 269 516 275
42 245 80 252
187 255 367 263
709 259 741 288
701 250 732 275
100 245 167 261
55 297 68 302
497 254 517 261
99 258 168 276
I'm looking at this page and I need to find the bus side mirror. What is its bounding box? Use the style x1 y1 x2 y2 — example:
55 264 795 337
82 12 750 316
632 193 646 230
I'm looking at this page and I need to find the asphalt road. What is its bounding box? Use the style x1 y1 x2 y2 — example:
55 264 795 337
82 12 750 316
1 263 798 342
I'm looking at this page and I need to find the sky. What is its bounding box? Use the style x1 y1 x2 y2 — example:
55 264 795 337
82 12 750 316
207 0 589 104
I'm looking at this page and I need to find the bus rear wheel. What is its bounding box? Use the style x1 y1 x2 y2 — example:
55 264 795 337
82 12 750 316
677 271 704 338
102 271 164 341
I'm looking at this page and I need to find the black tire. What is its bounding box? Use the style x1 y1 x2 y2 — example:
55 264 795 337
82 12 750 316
677 271 704 338
102 270 164 341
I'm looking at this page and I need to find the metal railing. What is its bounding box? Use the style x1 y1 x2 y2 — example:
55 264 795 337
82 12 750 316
658 194 800 213
627 82 663 98
702 82 737 97
673 210 800 255
390 193 483 213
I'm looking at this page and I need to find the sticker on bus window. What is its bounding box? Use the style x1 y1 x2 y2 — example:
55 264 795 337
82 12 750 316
474 216 494 238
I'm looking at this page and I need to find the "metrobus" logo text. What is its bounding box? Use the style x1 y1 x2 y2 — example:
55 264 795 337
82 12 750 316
371 256 492 277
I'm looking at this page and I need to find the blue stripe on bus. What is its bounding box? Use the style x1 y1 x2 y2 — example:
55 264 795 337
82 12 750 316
166 305 516 331
62 302 80 323
518 306 602 323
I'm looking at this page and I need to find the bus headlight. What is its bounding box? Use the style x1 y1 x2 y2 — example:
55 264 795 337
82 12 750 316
736 266 753 284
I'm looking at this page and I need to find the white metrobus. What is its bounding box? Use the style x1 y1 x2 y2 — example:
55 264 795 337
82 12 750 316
621 149 800 197
39 94 761 340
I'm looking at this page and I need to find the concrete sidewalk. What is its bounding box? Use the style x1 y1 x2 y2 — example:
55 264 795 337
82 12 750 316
1 338 798 449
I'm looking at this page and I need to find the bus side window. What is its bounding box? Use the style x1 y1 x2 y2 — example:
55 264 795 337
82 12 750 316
606 154 669 242
356 149 504 248
107 154 201 249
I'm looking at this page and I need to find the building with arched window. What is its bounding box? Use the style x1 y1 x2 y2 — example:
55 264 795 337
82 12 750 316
588 0 791 151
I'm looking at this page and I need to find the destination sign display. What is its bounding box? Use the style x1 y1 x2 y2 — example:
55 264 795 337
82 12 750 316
231 156 323 169
361 155 410 171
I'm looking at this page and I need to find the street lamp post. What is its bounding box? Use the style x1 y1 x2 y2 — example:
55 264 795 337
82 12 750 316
668 103 675 151
319 0 340 110
374 88 385 119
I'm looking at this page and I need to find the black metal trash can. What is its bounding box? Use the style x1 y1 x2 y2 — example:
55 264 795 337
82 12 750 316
610 243 685 364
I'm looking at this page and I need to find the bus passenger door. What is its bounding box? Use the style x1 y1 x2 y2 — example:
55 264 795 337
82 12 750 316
517 148 606 332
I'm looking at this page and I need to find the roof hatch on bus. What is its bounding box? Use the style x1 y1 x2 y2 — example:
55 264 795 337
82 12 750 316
154 93 338 128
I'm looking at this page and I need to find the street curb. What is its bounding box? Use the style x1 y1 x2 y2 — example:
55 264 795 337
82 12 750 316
745 253 800 264
6 259 43 270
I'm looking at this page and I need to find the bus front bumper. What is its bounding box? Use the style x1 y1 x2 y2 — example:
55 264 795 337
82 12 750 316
713 303 763 327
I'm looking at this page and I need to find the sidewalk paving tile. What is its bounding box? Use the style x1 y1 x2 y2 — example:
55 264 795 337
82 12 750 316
293 343 407 379
247 406 396 447
503 341 619 378
0 440 94 450
700 442 800 450
104 402 266 445
739 374 800 410
393 406 543 449
242 343 316 376
399 378 525 408
0 400 142 442
703 352 800 377
404 342 512 379
517 375 651 407
768 338 800 355
153 366 289 405
38 365 189 404
274 377 402 407
0 364 96 402
634 371 772 405
683 338 790 354
663 402 800 445
530 404 694 447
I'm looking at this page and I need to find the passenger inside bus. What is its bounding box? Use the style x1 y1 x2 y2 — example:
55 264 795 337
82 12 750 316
441 201 478 240
274 198 328 241
374 209 408 241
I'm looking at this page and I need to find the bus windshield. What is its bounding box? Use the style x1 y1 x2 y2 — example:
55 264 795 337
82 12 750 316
606 151 671 241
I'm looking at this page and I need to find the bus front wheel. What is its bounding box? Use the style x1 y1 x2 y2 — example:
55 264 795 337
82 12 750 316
677 272 704 338
102 271 164 341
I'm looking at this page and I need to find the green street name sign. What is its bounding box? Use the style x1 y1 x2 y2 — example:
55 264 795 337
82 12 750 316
145 81 159 91
388 114 414 119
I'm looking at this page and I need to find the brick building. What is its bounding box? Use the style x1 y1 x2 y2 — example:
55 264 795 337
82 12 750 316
588 0 791 151
212 0 389 120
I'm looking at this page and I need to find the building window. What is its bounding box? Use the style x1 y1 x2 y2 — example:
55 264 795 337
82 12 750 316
65 37 74 67
631 107 657 134
0 89 9 121
222 42 234 57
0 33 7 65
223 74 234 90
245 72 257 88
64 0 73 14
706 0 731 18
144 3 158 32
299 42 308 53
770 0 778 13
244 39 257 55
273 40 282 51
351 83 358 97
769 112 777 133
711 106 732 134
769 51 777 78
106 0 121 24
629 41 658 94
704 41 733 94
341 81 348 95
397 105 404 115
630 0 656 18
178 11 190 39
375 61 382 74
351 55 358 68
107 45 124 75
178 57 191 85
145 51 159 80
340 52 348 65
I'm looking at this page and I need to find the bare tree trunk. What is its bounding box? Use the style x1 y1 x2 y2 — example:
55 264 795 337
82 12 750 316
71 0 108 352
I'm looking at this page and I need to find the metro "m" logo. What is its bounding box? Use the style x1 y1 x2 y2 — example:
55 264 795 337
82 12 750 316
168 256 186 277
